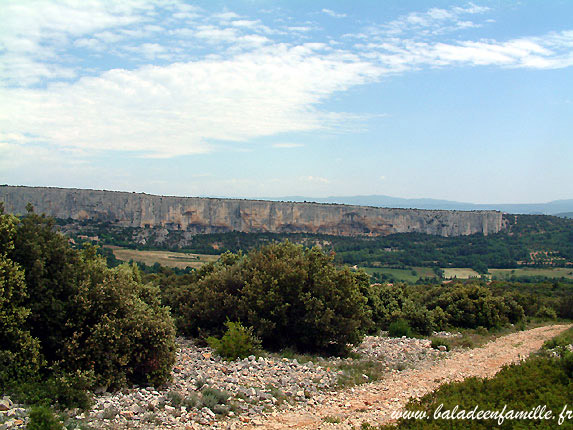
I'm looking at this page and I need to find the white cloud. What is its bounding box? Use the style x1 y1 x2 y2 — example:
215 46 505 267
231 20 261 28
371 3 490 38
194 25 240 43
287 26 314 33
300 176 330 184
2 0 573 164
0 44 380 158
359 31 573 71
272 143 304 148
0 0 154 85
322 9 347 19
125 42 167 59
213 11 241 22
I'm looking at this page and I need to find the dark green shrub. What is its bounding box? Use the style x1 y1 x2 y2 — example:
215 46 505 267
64 261 177 389
430 337 451 351
0 254 44 386
536 305 557 320
173 241 370 356
543 326 573 351
207 321 261 360
430 284 519 329
0 211 43 386
476 326 488 336
402 300 435 335
200 392 219 410
9 370 94 410
557 295 573 319
236 242 370 355
388 319 412 338
5 210 177 392
27 406 64 430
9 210 83 365
562 350 573 377
385 351 573 430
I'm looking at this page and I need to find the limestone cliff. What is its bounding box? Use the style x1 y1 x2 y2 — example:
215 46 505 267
0 186 504 237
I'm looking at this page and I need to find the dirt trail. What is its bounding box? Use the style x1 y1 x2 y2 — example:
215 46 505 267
246 324 571 429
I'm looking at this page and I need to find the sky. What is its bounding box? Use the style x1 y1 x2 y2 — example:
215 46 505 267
1 0 572 204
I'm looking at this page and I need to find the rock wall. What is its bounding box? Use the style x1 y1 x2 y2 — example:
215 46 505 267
0 186 504 237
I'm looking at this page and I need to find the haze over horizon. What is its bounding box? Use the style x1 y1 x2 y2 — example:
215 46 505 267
1 1 572 204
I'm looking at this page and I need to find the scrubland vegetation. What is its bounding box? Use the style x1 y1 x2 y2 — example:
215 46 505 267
1 205 571 426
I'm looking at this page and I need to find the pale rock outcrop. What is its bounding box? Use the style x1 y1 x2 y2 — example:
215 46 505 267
0 186 504 237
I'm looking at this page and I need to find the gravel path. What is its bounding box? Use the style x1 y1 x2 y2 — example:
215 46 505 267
245 324 572 429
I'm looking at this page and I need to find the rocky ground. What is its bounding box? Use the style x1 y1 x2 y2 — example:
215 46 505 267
0 335 445 429
3 325 568 430
243 324 572 430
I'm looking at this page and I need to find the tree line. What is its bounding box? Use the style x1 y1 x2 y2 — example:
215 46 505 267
59 212 573 272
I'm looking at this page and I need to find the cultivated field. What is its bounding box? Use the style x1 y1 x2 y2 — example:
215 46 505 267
441 267 481 279
105 245 219 269
489 267 573 280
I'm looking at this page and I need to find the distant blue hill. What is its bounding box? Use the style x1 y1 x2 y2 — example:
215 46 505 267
260 195 573 215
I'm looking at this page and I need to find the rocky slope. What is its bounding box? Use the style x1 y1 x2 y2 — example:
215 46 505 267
0 186 504 237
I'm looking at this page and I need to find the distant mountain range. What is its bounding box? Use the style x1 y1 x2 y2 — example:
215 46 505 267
261 195 573 216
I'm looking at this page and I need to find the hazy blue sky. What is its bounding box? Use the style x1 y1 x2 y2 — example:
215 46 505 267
1 0 572 203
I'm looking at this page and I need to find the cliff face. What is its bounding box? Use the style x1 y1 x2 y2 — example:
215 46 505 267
0 186 504 237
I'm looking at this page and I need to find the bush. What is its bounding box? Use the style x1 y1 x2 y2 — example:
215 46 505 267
402 300 435 335
429 284 520 329
207 321 262 360
562 350 573 377
61 257 177 389
0 254 44 386
0 211 43 386
8 371 94 410
476 326 488 336
166 390 184 407
430 337 451 351
201 387 230 405
172 241 371 355
383 352 573 430
388 319 413 338
200 387 231 414
543 326 573 351
536 305 557 320
27 406 64 430
4 209 177 392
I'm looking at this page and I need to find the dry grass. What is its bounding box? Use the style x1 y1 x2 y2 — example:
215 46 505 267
105 245 219 269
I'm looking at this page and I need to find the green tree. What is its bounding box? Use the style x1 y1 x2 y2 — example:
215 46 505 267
0 208 43 386
6 208 176 389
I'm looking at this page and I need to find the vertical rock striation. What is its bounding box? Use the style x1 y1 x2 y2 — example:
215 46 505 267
0 186 504 237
